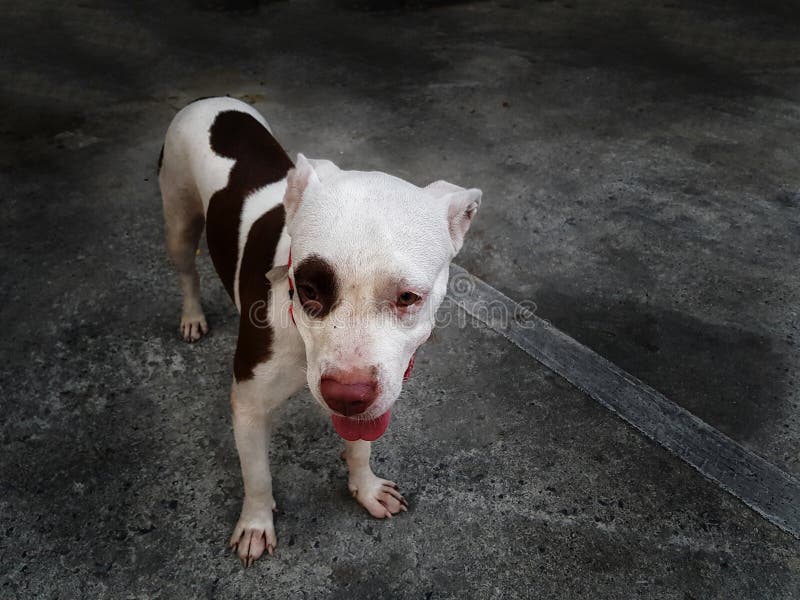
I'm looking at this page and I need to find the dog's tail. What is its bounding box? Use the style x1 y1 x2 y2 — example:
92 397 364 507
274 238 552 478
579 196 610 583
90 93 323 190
156 143 164 176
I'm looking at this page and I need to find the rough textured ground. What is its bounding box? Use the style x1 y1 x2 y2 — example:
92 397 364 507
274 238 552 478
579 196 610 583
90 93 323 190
1 1 799 598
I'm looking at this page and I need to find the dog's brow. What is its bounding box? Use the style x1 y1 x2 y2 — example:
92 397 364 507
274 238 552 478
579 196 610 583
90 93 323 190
392 274 431 294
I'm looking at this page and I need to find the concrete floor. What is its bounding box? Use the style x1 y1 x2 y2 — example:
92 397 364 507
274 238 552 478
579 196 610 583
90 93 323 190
1 0 799 598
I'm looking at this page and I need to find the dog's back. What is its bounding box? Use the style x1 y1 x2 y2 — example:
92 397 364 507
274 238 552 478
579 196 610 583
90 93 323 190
160 97 277 212
158 97 293 341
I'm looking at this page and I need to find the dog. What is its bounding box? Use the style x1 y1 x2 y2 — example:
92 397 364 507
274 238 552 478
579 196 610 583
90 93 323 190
158 97 481 566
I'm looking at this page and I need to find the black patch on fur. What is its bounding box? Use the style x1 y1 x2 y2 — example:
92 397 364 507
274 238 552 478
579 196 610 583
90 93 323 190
205 109 293 382
206 110 293 300
234 203 286 382
294 255 340 319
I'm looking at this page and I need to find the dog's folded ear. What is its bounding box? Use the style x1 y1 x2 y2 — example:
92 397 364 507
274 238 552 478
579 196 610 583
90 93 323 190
284 154 318 229
284 154 341 232
425 180 482 255
306 157 340 180
265 264 289 285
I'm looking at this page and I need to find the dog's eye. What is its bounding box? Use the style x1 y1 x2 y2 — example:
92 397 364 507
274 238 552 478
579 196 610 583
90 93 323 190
297 284 324 317
297 284 318 302
396 291 421 307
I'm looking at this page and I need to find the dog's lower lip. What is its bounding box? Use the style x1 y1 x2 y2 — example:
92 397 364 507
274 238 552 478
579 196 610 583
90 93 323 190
335 412 373 420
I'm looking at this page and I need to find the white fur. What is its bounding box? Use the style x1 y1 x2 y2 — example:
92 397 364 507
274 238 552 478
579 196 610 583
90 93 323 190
162 97 271 211
287 161 479 421
234 180 288 311
159 97 480 566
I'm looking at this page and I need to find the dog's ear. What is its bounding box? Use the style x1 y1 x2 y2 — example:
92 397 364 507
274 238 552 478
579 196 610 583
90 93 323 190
426 180 482 255
306 158 340 180
265 264 289 284
284 153 319 229
284 154 341 230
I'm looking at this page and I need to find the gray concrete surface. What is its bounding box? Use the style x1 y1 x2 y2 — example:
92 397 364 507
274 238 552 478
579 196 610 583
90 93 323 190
2 1 799 598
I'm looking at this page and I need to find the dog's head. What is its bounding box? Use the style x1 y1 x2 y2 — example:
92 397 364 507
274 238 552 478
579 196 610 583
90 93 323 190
278 154 481 440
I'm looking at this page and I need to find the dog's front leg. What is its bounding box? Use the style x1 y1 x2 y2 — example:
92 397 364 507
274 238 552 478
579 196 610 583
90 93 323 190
228 379 279 567
343 440 408 518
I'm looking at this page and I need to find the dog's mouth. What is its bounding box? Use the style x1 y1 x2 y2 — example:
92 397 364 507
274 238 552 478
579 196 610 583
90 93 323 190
331 411 391 441
323 354 414 441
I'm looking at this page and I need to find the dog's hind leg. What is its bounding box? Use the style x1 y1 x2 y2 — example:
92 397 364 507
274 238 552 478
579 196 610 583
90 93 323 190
159 149 208 342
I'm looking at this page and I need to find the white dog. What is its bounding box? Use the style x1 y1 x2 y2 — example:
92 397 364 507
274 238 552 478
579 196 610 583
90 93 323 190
158 97 481 566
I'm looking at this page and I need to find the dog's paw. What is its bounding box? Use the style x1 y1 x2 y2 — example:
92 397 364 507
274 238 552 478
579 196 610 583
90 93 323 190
228 501 277 567
180 312 208 343
348 473 408 519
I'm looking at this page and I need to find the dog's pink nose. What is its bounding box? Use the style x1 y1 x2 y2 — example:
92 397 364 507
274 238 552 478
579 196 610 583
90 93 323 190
319 369 378 416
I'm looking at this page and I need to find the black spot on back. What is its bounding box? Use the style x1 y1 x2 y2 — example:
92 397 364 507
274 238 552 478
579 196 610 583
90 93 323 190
205 110 293 300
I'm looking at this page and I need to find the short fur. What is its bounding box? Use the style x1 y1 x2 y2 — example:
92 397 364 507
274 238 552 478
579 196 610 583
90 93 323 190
159 97 481 566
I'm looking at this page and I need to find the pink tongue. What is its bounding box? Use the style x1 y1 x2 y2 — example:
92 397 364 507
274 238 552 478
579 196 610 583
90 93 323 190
331 411 391 441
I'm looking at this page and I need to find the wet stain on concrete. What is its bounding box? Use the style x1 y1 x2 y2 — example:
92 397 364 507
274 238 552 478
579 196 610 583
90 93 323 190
532 289 789 444
0 100 85 143
559 11 768 98
771 191 800 209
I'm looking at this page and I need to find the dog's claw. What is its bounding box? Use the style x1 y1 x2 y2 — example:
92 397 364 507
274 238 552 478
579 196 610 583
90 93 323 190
180 313 208 343
229 513 277 567
349 475 408 518
382 484 405 503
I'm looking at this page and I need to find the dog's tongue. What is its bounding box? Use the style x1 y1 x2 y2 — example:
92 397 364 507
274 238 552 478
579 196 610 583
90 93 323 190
330 356 415 441
332 411 391 441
